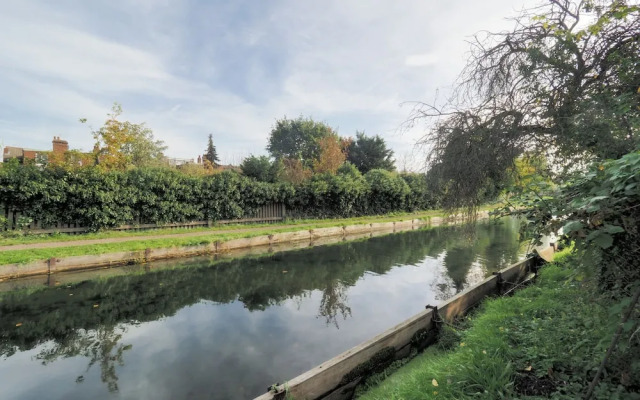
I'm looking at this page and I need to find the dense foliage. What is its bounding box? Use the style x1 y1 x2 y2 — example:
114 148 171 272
266 116 335 166
413 0 639 208
0 161 434 230
500 149 640 398
507 149 640 295
262 117 396 181
400 0 640 396
346 132 395 173
90 103 167 171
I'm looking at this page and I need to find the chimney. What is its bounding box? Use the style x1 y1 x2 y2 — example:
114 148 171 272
52 136 69 155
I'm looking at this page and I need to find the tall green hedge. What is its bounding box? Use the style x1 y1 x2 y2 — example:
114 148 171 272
0 162 434 230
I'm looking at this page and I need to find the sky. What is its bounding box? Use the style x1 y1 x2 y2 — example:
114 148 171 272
0 0 538 169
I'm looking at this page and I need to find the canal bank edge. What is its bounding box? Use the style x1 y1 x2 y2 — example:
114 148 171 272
0 212 490 281
254 253 548 400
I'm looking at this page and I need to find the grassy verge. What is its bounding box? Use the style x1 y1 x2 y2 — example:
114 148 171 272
0 210 453 247
0 213 443 265
357 251 638 399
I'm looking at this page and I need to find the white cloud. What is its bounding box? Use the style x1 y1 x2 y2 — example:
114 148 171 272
0 0 537 167
405 53 440 67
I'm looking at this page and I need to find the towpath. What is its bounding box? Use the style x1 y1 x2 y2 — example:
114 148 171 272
0 223 322 252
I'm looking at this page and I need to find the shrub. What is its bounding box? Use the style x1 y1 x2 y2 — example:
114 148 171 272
0 164 435 231
509 149 640 295
364 169 411 214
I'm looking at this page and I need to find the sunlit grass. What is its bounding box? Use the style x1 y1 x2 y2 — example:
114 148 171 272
0 203 505 248
0 210 449 247
358 251 619 399
0 204 504 266
0 215 441 265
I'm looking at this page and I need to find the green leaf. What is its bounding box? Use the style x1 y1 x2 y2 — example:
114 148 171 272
591 232 613 249
588 195 609 203
586 203 601 212
603 224 625 234
562 221 584 234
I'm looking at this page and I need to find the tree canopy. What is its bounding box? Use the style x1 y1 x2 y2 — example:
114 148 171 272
313 135 347 174
267 116 335 165
91 103 166 171
411 0 639 208
240 155 282 182
346 132 395 173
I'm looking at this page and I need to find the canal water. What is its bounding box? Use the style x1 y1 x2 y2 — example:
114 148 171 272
0 218 527 400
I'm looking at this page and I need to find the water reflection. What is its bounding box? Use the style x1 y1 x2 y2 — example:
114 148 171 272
317 280 352 328
0 218 525 400
37 326 132 392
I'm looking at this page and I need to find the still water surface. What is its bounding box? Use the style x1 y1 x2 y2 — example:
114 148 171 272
0 219 527 400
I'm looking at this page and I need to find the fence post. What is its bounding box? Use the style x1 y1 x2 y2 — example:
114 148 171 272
7 209 13 230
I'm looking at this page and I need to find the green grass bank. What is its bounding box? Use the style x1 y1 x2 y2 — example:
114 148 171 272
0 210 456 266
357 251 639 399
0 210 449 247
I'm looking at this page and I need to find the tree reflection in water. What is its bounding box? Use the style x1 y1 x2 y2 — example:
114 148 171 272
317 280 352 328
429 217 525 300
36 325 132 392
0 218 525 392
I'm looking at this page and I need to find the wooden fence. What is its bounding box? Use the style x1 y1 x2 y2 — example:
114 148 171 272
0 202 287 234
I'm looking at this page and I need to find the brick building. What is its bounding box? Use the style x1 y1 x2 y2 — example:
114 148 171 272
1 137 69 164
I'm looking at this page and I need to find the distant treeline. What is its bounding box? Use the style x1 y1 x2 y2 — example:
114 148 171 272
0 161 435 230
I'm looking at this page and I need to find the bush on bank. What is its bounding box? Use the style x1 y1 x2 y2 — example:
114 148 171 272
0 161 434 231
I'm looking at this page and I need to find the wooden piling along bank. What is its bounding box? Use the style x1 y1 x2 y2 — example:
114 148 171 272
255 254 546 400
0 213 488 281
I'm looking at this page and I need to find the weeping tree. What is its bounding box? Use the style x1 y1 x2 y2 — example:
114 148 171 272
410 0 639 209
409 3 640 395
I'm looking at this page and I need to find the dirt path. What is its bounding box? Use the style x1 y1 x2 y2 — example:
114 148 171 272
0 223 322 252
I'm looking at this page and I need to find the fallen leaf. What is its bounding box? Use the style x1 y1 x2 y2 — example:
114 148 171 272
93 304 99 308
15 323 22 327
432 379 438 387
525 366 532 371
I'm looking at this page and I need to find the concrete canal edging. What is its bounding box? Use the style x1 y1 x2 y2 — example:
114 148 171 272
0 212 490 281
255 253 547 400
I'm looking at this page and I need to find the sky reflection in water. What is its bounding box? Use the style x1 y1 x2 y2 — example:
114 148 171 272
0 218 527 400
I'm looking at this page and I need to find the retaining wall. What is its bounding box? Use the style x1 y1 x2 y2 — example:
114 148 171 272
0 212 490 281
255 254 542 400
